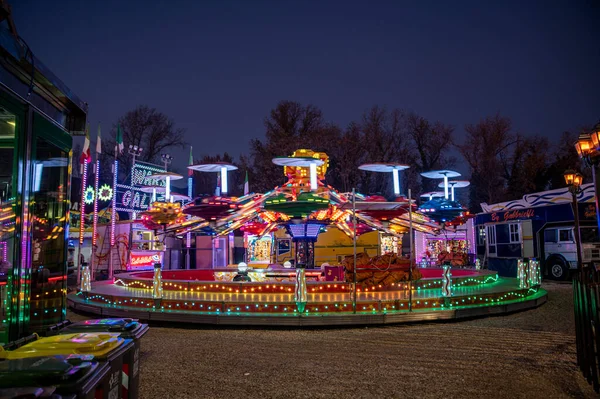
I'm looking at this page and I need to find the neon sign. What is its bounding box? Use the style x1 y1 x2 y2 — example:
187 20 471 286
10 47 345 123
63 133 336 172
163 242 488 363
115 162 166 213
98 184 113 201
130 251 162 268
584 204 596 219
491 209 535 222
84 186 95 204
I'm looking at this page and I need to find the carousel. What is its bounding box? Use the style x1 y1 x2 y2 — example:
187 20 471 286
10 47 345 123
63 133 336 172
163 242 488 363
68 149 547 326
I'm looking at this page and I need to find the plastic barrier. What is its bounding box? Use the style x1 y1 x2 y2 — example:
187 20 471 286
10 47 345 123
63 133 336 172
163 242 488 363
0 354 110 399
0 333 134 399
51 319 148 399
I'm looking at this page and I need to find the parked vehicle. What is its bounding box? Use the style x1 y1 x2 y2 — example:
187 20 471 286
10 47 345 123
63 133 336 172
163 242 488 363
475 184 600 280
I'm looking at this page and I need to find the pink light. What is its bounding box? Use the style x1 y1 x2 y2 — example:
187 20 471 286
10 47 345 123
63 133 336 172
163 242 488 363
110 160 118 246
187 176 192 248
0 241 6 262
79 162 88 244
92 160 100 246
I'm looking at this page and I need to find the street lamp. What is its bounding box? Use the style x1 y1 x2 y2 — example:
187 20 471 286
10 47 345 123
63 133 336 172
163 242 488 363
564 169 584 271
575 121 600 238
128 144 143 167
161 154 173 171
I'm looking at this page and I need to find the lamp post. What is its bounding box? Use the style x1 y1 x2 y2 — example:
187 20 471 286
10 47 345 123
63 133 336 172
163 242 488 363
564 169 584 271
575 122 600 237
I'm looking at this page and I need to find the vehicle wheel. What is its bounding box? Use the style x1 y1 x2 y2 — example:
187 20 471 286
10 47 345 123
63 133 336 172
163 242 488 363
548 259 569 280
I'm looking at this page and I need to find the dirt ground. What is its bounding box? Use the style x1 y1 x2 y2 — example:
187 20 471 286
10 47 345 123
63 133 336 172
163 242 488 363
69 282 598 398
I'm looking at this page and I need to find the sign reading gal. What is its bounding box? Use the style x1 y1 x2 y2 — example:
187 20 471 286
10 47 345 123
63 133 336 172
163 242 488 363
115 162 167 213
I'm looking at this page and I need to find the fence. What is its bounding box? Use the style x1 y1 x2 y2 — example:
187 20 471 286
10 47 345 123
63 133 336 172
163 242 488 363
573 264 600 393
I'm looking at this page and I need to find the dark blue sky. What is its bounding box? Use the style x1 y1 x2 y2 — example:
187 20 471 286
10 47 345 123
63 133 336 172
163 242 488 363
12 0 600 176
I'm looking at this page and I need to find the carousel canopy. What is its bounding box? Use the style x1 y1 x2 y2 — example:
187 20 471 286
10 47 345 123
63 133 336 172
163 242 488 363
421 191 445 198
438 180 470 188
358 163 410 172
188 162 238 172
420 170 461 179
272 157 324 167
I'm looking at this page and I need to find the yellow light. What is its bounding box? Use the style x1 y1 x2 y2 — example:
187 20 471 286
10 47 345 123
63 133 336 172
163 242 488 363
574 173 584 187
575 135 592 158
563 169 576 186
591 131 600 150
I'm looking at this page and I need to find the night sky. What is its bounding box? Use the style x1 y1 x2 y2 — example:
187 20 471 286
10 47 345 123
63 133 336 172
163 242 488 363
12 0 600 177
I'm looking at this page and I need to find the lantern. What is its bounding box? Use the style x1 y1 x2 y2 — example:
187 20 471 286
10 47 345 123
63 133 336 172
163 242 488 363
563 169 577 186
575 135 593 158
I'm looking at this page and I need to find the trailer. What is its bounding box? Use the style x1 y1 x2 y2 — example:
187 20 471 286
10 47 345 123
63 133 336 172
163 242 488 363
475 183 600 279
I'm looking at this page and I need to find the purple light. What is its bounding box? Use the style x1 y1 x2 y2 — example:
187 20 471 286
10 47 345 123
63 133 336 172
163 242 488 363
92 160 100 246
110 160 118 246
305 224 321 238
187 176 192 248
79 162 88 244
288 224 305 238
0 241 7 262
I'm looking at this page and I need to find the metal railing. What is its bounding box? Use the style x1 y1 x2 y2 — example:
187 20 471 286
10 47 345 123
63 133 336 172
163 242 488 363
573 264 600 393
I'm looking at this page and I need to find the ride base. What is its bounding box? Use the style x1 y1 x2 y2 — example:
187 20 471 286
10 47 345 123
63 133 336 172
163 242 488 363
67 268 547 326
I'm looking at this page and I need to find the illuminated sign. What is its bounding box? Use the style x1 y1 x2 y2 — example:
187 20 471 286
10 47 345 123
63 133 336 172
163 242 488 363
98 184 113 201
491 209 535 222
84 186 95 204
115 162 166 213
129 251 163 269
584 204 597 219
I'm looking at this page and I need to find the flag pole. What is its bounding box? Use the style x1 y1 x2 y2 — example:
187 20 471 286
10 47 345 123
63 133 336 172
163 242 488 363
110 124 123 278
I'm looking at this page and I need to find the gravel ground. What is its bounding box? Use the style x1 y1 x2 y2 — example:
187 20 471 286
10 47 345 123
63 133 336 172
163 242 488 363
69 282 597 399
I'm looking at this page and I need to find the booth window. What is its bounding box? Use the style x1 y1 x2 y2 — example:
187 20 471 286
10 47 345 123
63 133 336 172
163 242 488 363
487 226 496 245
559 229 574 243
486 225 497 255
477 226 486 246
509 223 520 243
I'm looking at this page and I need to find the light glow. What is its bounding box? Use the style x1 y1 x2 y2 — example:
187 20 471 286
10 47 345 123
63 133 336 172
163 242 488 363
110 160 118 246
80 263 91 292
310 162 317 191
79 162 88 244
221 167 228 194
442 265 452 297
392 168 400 196
153 263 163 299
444 174 449 199
92 160 100 246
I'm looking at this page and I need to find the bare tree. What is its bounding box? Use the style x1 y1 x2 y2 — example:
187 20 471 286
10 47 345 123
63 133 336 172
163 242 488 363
246 101 334 192
457 114 517 211
503 134 550 199
328 122 364 192
406 112 455 194
102 105 186 180
546 130 590 189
